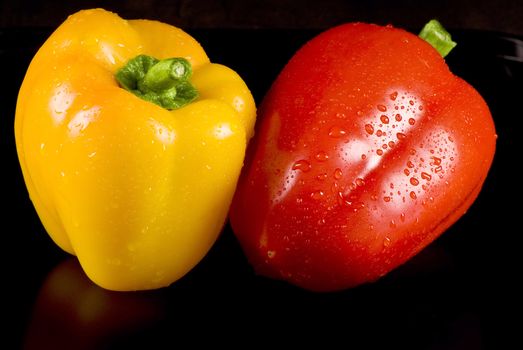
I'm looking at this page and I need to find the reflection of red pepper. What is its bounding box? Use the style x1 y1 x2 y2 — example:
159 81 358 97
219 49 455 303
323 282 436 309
230 21 496 291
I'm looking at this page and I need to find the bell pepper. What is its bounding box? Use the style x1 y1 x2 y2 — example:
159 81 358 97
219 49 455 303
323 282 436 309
230 21 496 291
15 9 256 291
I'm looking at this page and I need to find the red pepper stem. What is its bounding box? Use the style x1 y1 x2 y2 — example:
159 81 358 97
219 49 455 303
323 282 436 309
419 20 457 58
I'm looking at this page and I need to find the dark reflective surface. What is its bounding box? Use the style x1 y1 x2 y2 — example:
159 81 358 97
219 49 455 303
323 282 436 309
23 259 167 350
3 28 521 348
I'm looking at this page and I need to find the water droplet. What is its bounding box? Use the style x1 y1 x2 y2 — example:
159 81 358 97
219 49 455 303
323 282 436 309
383 237 392 247
355 178 365 187
352 202 365 211
382 143 388 149
410 177 419 186
390 92 398 101
408 118 416 125
361 154 367 160
318 218 326 225
315 151 329 162
311 191 324 200
267 250 276 259
396 132 406 140
434 166 443 173
383 196 391 202
365 124 374 135
376 149 384 156
389 220 396 228
448 136 454 142
388 141 395 148
337 192 353 207
421 172 432 181
407 160 414 168
371 194 378 201
431 156 442 166
404 168 410 176
377 104 387 112
334 168 343 179
376 130 383 137
395 114 402 121
409 148 416 155
328 126 347 138
316 173 328 181
380 115 390 124
409 191 417 199
409 100 415 106
292 159 311 172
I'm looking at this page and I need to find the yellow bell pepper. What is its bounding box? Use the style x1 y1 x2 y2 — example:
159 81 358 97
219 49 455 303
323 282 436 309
15 8 256 291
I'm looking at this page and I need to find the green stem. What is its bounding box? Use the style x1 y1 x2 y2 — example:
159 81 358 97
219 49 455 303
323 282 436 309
418 19 457 58
115 55 198 110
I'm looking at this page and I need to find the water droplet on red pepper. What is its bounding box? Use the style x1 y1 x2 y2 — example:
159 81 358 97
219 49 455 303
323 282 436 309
390 92 398 101
421 172 432 181
310 191 324 200
292 159 311 172
315 151 329 162
328 126 347 138
316 173 328 181
410 177 419 186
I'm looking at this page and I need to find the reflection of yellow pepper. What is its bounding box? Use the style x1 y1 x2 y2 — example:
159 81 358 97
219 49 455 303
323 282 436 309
15 9 256 291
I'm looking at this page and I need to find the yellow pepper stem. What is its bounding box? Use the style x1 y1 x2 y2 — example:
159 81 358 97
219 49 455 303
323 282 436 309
115 55 198 110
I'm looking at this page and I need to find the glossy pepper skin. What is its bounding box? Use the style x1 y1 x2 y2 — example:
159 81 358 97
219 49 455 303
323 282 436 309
15 9 256 291
230 23 496 291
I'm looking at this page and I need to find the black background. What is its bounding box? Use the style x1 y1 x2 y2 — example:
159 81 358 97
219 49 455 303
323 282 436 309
2 1 522 349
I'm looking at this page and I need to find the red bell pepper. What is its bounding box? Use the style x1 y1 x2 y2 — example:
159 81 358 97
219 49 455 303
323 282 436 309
230 20 496 291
